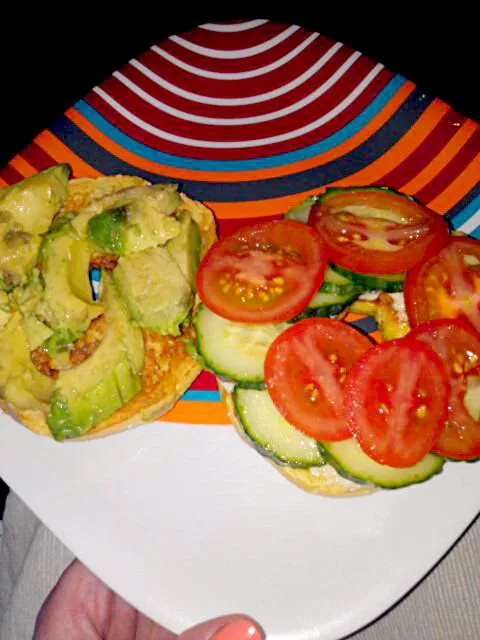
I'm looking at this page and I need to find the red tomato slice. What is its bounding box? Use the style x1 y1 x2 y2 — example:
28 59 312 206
405 236 480 333
309 188 449 275
344 339 449 468
197 220 327 323
409 319 480 460
264 318 373 441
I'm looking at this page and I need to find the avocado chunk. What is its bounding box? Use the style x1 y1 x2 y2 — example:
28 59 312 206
47 274 144 440
36 228 103 333
0 230 41 291
167 211 201 291
0 312 55 411
78 184 181 253
0 291 11 328
0 165 70 290
113 246 194 336
0 164 70 235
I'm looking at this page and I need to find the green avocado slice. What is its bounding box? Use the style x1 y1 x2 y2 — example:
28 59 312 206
113 246 194 336
47 274 144 440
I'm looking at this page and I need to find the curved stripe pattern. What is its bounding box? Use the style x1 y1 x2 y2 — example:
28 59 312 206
130 42 342 107
52 88 431 202
169 25 300 59
2 20 479 413
74 75 406 172
151 33 320 81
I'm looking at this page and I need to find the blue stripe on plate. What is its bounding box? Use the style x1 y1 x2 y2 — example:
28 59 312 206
446 189 480 229
74 75 406 172
51 89 432 202
350 316 378 334
181 389 221 402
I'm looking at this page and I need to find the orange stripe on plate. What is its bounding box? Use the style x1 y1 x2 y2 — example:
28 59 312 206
401 119 478 194
9 155 37 178
332 99 450 187
427 152 480 213
370 330 383 343
66 82 413 183
35 130 102 178
159 400 230 425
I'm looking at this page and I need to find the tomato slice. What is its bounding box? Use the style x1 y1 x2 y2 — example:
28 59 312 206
344 339 449 468
405 236 480 333
196 220 327 323
409 319 480 460
309 188 449 275
264 318 373 441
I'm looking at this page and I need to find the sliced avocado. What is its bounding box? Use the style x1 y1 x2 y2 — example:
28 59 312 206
0 291 11 328
36 230 103 332
113 246 194 336
67 239 95 303
0 312 55 411
87 207 127 255
9 272 44 316
0 164 70 235
78 184 181 253
167 211 201 291
0 230 41 290
23 315 53 349
47 274 144 440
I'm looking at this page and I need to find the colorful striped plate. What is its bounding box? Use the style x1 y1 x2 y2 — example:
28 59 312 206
2 20 478 426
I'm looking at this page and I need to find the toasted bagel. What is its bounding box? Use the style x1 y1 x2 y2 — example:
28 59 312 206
1 175 217 440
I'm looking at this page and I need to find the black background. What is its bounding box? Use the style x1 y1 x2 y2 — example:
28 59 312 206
0 10 478 511
0 10 477 169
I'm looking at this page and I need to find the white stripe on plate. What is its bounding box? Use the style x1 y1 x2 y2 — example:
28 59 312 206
169 25 299 59
93 64 383 149
115 50 359 125
458 208 480 235
199 20 268 32
133 42 340 106
150 33 318 81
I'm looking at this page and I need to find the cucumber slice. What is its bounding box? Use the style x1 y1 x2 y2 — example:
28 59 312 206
284 196 318 224
234 387 325 467
290 288 360 320
320 266 361 295
194 304 286 385
331 264 405 292
320 439 444 489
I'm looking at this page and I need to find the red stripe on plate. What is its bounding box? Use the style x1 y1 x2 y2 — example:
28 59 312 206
0 164 24 185
416 128 480 204
374 109 466 189
119 43 350 120
86 64 390 161
179 22 288 50
98 52 374 144
217 214 283 237
22 141 59 172
159 28 311 73
136 35 333 101
189 371 219 391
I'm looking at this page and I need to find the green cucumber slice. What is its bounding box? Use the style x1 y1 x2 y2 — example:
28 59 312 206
233 387 325 467
320 439 444 489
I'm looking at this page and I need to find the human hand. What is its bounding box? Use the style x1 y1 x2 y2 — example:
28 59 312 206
34 560 264 640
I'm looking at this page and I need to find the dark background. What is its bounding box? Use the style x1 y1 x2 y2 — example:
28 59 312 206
0 10 477 511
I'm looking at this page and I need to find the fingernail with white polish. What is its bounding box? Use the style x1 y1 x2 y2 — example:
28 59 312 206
213 618 264 640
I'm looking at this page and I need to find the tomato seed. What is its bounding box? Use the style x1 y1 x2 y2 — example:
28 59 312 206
378 403 389 415
416 404 427 419
328 353 338 363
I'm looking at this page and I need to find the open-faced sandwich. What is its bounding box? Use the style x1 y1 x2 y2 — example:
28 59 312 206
0 165 216 440
192 187 480 497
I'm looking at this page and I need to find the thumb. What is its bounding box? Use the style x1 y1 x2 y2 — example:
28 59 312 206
179 615 264 640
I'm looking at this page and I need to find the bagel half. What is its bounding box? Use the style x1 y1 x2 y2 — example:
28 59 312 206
0 175 217 440
219 385 376 497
